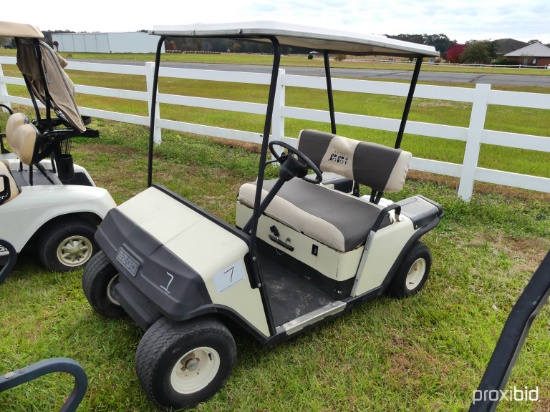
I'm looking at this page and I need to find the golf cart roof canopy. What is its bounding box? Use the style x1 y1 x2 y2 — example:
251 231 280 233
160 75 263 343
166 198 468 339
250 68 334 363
0 21 43 39
150 21 439 58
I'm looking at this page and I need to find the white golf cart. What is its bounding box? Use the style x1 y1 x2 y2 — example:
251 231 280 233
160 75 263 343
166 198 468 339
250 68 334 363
82 22 443 409
0 21 116 271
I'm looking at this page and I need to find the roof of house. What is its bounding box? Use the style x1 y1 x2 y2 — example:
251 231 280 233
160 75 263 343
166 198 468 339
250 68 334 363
505 42 550 57
496 38 528 55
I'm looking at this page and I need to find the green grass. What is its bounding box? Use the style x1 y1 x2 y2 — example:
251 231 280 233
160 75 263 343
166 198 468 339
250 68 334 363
2 59 549 179
0 56 549 411
1 117 549 411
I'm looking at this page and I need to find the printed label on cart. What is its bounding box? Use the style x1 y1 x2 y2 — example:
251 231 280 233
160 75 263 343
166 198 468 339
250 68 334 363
116 247 139 277
214 260 245 293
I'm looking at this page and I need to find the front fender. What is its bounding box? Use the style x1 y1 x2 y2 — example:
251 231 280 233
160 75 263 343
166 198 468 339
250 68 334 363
0 185 116 252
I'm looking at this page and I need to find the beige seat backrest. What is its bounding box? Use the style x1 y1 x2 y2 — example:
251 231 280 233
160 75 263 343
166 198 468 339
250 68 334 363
0 160 19 204
10 123 40 166
297 129 412 193
5 113 29 147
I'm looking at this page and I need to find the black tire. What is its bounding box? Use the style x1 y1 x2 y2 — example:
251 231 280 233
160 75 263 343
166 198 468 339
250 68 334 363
82 250 126 318
136 317 236 410
386 241 432 298
38 217 97 272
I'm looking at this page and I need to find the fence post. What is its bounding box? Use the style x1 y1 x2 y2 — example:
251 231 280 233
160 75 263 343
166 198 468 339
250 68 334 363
458 83 491 201
0 63 12 111
272 68 286 142
145 62 161 144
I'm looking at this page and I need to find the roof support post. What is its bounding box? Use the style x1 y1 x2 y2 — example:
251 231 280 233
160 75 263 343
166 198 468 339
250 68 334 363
324 51 337 134
247 36 281 336
147 36 165 188
395 55 423 149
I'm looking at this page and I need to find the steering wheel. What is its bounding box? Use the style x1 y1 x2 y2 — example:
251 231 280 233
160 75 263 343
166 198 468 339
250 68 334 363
268 140 322 184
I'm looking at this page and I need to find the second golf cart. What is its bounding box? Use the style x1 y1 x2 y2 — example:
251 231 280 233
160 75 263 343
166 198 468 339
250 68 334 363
0 21 116 271
83 22 443 409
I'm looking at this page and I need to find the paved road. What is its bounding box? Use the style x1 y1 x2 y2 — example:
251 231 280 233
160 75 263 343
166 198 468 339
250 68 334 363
73 59 550 87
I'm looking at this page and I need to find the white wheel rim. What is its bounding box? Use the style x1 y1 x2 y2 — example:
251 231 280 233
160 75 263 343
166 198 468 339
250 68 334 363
106 274 120 306
170 347 221 394
56 235 93 267
406 258 426 290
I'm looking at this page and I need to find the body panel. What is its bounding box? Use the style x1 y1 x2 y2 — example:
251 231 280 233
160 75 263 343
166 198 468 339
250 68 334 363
113 186 270 335
0 185 115 253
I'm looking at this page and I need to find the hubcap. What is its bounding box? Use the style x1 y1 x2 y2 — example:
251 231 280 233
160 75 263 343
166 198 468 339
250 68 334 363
170 347 220 394
56 235 93 267
405 258 426 290
106 274 120 306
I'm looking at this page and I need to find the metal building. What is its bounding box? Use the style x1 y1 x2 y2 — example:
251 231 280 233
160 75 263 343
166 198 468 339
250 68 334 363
51 32 164 53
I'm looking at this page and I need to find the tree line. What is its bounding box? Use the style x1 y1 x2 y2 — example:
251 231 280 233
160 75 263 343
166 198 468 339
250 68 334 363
2 30 546 65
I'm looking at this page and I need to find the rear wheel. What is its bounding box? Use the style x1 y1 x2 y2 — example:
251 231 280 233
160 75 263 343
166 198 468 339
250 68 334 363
82 251 126 318
38 218 97 272
387 241 432 298
135 317 236 410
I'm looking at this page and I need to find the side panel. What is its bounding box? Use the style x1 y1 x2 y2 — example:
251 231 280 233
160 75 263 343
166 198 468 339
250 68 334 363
352 218 415 296
236 202 362 282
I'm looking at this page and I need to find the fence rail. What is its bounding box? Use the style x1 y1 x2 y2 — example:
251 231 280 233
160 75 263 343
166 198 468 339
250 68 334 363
1 56 549 200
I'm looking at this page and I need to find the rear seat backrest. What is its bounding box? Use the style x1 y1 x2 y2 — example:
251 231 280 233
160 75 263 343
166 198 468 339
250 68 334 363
297 129 412 193
0 160 19 204
5 113 29 147
10 123 40 166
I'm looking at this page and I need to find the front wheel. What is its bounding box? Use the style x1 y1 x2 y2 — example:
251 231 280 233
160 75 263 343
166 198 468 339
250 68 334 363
82 251 126 318
386 241 432 298
135 317 236 410
38 218 97 272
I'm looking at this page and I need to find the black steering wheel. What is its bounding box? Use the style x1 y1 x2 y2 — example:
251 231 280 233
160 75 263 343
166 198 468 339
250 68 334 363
268 140 322 184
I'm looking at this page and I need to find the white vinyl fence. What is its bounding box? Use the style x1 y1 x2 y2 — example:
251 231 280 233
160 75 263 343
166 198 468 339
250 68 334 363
1 56 549 201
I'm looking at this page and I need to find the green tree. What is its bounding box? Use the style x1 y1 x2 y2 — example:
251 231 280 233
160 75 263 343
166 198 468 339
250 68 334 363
387 33 456 56
461 41 489 64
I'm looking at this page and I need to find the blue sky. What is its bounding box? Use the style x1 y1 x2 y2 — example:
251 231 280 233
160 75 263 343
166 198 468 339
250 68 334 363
4 0 549 44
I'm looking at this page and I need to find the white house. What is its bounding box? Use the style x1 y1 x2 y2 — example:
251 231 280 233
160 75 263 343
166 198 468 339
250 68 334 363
504 42 550 67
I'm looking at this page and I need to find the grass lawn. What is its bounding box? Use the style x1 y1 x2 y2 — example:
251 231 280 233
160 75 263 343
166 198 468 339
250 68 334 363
0 116 549 411
0 53 549 411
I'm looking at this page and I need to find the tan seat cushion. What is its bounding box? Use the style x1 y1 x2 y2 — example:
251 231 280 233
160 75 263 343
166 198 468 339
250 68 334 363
5 113 29 147
10 123 39 165
238 179 389 252
0 160 19 203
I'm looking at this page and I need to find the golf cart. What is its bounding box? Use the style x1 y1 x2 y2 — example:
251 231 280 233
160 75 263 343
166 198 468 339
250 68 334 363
0 238 88 412
0 20 99 185
0 21 116 271
82 22 443 409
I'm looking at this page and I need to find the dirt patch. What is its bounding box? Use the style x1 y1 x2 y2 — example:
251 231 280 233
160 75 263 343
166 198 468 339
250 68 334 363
468 232 550 273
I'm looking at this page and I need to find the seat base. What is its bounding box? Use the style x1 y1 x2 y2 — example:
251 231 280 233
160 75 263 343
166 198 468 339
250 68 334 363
238 178 390 252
